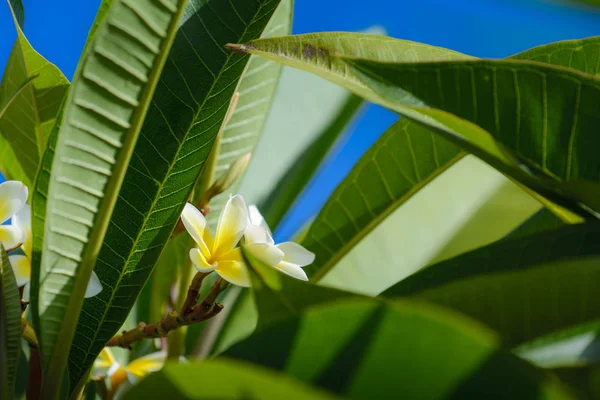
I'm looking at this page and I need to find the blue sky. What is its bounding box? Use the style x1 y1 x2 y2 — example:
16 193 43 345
1 0 600 238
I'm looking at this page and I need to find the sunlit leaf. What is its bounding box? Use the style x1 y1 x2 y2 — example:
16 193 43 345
33 0 188 395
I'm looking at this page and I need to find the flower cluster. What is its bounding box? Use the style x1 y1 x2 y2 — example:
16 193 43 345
181 194 315 287
0 180 102 299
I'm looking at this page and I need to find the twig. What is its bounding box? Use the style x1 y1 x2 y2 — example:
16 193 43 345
107 277 228 349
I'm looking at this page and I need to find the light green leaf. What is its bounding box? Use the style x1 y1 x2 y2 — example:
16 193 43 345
34 0 188 396
382 222 600 346
260 93 363 229
0 245 21 400
320 155 542 296
510 36 600 76
224 298 572 399
0 7 69 187
122 359 341 400
64 0 285 391
206 0 292 227
300 118 462 281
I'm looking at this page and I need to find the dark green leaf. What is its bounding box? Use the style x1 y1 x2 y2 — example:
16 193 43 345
34 0 188 395
242 244 357 328
225 298 572 399
0 244 21 399
7 1 24 29
382 222 600 345
346 57 600 219
64 0 284 391
508 208 565 240
122 359 341 400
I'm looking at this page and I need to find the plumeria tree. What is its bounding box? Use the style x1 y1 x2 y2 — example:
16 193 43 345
3 0 600 399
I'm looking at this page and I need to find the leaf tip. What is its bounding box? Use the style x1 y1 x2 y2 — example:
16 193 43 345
225 43 249 54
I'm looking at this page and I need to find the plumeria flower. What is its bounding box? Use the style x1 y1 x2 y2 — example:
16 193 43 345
10 203 103 299
181 195 283 287
244 204 315 281
94 348 173 397
0 180 28 251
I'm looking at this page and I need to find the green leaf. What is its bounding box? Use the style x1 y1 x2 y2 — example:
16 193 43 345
382 222 600 345
0 244 21 399
34 0 188 396
260 93 364 229
242 244 357 328
514 321 600 368
122 359 341 400
300 118 463 281
7 1 24 29
345 57 600 219
64 0 285 391
319 155 542 295
508 208 564 240
0 10 69 187
206 0 292 227
510 36 600 76
226 33 600 222
224 298 572 399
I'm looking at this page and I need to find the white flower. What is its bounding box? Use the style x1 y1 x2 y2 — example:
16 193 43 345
11 203 103 299
244 205 315 281
181 195 282 287
0 180 28 251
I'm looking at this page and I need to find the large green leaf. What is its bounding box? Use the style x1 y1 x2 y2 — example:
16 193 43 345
224 298 572 399
122 359 340 400
206 0 292 227
345 57 600 217
0 9 69 187
226 33 600 221
300 118 462 280
65 0 284 391
320 155 542 296
0 245 21 399
382 222 600 345
34 0 188 396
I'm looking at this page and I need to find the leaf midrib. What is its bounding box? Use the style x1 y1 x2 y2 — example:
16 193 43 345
77 1 276 362
311 152 465 282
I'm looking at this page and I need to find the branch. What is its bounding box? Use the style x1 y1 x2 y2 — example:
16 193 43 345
107 276 228 349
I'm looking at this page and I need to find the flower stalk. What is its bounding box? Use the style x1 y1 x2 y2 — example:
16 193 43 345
106 276 228 349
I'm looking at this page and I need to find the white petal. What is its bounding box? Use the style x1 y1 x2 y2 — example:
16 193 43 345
248 205 270 231
180 202 213 257
213 195 248 257
12 203 31 257
244 243 284 267
22 281 31 301
189 248 217 272
276 242 315 266
244 224 274 246
276 261 309 281
9 254 30 287
84 271 103 298
0 225 24 251
126 351 166 379
0 181 28 223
